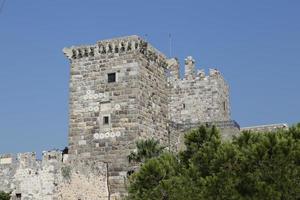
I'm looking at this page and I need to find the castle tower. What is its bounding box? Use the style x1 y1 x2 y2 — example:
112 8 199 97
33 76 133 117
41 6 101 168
63 35 169 198
168 56 234 150
63 36 237 197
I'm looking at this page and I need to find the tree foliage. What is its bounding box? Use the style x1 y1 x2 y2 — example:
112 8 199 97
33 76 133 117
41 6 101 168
0 191 10 200
128 138 165 163
127 124 300 200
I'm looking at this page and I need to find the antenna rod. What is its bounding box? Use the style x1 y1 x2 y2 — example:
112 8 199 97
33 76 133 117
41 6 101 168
169 33 172 57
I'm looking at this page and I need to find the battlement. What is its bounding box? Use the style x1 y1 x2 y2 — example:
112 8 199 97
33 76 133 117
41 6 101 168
168 56 231 126
63 35 167 68
0 150 65 168
0 154 15 165
167 56 226 83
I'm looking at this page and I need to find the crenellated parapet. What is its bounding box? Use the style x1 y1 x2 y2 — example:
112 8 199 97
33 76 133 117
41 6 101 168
0 154 15 165
167 56 226 83
168 55 231 127
0 150 64 169
167 57 225 84
63 35 168 68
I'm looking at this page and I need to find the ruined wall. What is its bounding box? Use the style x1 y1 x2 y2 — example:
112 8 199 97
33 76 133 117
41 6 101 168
0 154 16 193
57 160 108 200
168 56 231 125
63 35 169 198
0 151 108 200
0 152 62 199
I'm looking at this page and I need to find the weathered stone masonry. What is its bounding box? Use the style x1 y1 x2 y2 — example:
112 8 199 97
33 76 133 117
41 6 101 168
64 36 170 198
0 151 108 200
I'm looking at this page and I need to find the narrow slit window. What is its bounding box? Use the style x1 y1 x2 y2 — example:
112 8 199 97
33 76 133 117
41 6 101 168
103 116 109 125
108 73 116 83
16 194 21 200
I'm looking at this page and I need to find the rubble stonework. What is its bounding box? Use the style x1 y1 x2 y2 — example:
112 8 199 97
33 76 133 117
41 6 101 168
0 151 108 200
3 35 282 199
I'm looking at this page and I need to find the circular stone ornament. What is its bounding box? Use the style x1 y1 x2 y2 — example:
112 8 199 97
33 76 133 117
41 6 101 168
114 104 121 110
110 132 116 137
99 133 105 139
116 131 121 137
93 133 99 139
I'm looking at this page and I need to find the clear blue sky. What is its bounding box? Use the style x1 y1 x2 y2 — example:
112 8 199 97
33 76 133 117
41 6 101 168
0 0 299 154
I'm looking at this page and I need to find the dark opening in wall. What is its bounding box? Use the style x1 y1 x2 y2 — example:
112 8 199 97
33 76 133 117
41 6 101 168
16 193 21 200
108 73 116 83
103 116 109 125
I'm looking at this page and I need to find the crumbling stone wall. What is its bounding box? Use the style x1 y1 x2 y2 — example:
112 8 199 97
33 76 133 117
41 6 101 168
0 151 108 200
57 160 108 200
0 154 16 193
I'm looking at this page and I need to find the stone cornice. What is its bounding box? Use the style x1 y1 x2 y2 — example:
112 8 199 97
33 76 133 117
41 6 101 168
63 35 168 68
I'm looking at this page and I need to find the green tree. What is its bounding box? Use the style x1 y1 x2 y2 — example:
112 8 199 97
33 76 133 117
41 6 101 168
127 124 300 200
128 138 165 163
0 191 10 200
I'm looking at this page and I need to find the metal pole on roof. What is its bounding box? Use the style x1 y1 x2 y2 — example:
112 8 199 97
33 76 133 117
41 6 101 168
169 33 172 58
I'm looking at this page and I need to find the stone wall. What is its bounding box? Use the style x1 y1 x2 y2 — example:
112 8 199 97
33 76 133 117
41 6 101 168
168 57 231 125
0 151 108 200
63 35 169 198
167 56 234 151
0 154 16 193
135 52 169 145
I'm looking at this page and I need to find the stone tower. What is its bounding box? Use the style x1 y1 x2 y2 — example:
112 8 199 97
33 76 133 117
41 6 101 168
63 35 170 197
63 35 238 198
